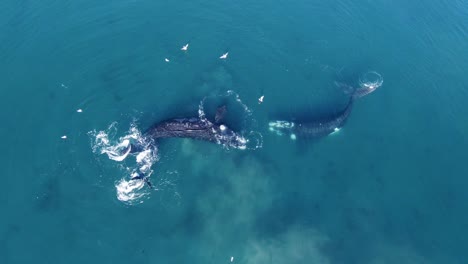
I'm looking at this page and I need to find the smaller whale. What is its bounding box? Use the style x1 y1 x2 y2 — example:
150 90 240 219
269 97 353 139
269 73 382 140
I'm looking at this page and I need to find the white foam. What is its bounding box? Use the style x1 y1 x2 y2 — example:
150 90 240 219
330 127 341 135
115 178 146 202
136 149 158 174
106 142 131 161
236 136 247 150
359 71 383 89
89 122 160 204
269 120 295 129
95 131 110 145
136 149 150 163
226 90 251 114
268 120 295 137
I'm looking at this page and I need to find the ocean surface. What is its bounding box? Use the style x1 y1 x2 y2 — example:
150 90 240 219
1 0 468 263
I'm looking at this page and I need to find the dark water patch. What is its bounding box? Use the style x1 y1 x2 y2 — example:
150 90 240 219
35 175 61 212
254 191 318 237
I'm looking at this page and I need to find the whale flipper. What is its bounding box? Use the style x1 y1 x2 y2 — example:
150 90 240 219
215 105 227 124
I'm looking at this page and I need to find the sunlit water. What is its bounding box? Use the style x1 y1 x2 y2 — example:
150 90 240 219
1 0 468 263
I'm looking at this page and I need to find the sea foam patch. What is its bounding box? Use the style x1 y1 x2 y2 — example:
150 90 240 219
89 122 158 204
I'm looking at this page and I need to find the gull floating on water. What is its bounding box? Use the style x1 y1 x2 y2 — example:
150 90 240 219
219 52 229 59
258 95 264 104
77 109 83 113
164 58 170 62
181 44 189 51
61 135 67 139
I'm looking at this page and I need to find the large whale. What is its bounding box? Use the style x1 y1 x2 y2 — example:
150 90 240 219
129 106 247 154
128 106 246 187
269 73 382 140
144 116 247 149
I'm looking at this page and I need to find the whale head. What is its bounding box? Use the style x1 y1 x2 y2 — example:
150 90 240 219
213 123 247 149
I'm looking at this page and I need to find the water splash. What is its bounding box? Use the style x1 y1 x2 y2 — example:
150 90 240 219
359 71 383 90
198 90 262 150
89 122 158 204
89 90 262 203
115 178 147 203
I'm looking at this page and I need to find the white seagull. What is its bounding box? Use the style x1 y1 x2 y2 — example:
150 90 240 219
219 52 229 59
258 95 264 104
165 58 170 62
181 44 189 51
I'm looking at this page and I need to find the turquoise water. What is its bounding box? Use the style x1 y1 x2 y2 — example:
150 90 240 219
2 0 468 263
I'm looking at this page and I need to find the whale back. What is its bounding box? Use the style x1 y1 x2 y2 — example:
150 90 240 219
144 116 246 149
146 118 215 141
294 98 353 138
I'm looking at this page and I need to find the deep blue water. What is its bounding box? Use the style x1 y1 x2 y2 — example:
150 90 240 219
2 0 468 263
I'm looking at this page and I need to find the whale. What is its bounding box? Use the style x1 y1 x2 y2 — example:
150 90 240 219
269 74 382 140
144 116 247 149
130 106 247 154
127 106 246 187
269 97 354 140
